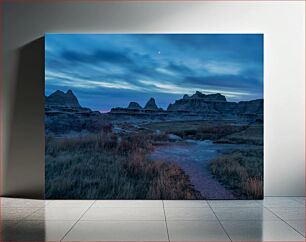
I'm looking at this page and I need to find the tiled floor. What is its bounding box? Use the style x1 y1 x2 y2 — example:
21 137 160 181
0 197 304 241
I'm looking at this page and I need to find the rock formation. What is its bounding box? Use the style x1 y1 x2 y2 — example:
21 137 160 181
127 102 142 110
167 91 262 117
109 90 263 122
167 92 227 112
46 89 81 109
144 98 159 110
189 91 227 102
46 89 263 128
237 99 263 114
45 89 109 134
111 97 163 114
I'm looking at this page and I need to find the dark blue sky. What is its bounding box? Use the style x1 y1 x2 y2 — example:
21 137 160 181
45 34 263 111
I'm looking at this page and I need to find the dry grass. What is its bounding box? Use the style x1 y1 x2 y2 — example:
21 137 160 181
209 149 263 199
215 123 263 145
142 120 248 141
45 132 202 199
194 124 247 140
243 178 263 199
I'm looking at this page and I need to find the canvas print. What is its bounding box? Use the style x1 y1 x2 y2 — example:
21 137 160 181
45 34 263 199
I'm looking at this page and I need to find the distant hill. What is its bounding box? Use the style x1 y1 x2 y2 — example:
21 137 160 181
45 90 108 135
167 91 263 115
46 89 82 109
144 98 160 111
110 91 263 120
45 89 263 127
111 97 163 114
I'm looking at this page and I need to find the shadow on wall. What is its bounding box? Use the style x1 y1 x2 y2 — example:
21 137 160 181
4 37 45 199
1 216 46 240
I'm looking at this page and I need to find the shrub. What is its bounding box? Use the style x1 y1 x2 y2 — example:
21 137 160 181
209 149 263 199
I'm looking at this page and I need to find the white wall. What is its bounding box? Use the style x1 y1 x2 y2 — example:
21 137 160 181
2 1 305 197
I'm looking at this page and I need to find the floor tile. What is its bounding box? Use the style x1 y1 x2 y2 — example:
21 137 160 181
0 207 40 220
0 220 20 231
221 220 305 241
81 207 165 221
163 200 209 208
286 220 305 236
167 220 230 241
47 200 94 208
213 207 279 220
63 220 168 241
263 197 304 207
268 207 305 220
208 200 262 208
1 220 75 241
165 207 217 221
1 197 305 241
25 207 88 220
0 220 20 240
292 197 305 205
93 200 163 208
0 198 47 208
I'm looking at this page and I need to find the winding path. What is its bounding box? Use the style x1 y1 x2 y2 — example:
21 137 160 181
149 140 238 199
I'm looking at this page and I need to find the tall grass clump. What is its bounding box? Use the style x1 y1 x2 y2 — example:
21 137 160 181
209 149 263 199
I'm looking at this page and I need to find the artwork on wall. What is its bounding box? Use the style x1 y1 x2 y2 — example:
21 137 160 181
45 34 263 199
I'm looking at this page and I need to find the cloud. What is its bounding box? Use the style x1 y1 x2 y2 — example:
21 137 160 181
138 79 251 99
61 49 134 65
182 75 262 89
46 70 145 92
203 61 242 75
163 34 263 62
45 34 263 109
167 62 193 75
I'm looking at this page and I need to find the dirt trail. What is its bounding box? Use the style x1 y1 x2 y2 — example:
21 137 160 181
149 140 238 199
